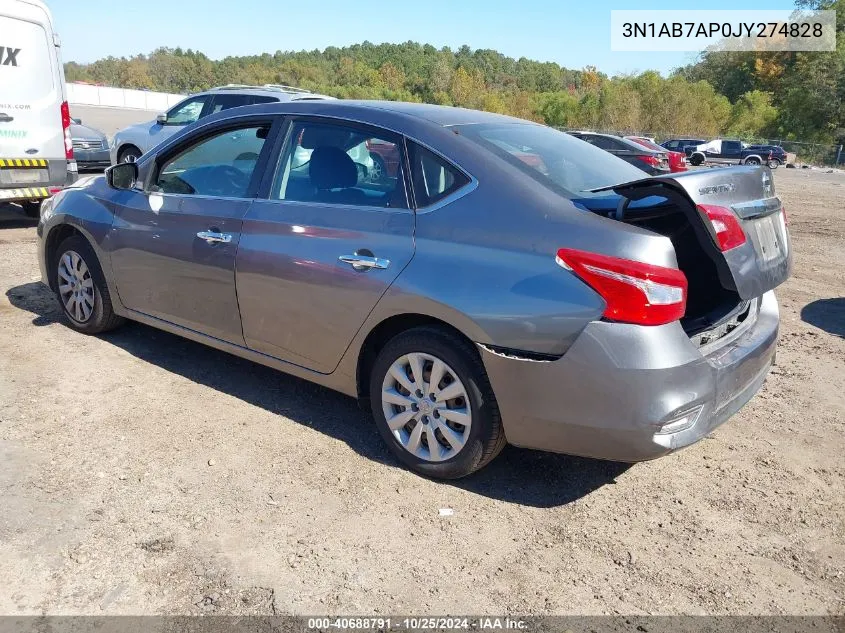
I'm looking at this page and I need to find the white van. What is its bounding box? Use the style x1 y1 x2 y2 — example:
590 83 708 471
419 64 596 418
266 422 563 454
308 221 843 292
0 0 76 217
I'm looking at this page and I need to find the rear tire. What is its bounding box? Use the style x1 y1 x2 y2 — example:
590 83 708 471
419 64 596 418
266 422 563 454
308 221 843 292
768 159 780 169
369 327 506 479
21 201 41 218
689 153 704 166
744 156 762 166
51 234 125 335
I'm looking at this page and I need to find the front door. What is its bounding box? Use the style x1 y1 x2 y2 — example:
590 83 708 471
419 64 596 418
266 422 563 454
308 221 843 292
108 118 276 345
236 118 415 373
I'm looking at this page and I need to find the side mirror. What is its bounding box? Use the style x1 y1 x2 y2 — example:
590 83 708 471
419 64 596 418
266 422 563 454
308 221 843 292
106 162 138 190
156 113 167 125
71 117 82 124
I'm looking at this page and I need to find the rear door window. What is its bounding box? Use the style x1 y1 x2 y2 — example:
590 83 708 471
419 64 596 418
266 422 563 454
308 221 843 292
208 94 252 114
273 120 407 208
407 142 470 207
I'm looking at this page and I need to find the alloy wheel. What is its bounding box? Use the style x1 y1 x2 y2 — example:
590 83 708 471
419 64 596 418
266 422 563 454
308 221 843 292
57 250 95 323
381 352 472 462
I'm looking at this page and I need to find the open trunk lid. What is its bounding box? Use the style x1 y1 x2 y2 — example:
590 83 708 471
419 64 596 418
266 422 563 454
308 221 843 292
592 165 791 301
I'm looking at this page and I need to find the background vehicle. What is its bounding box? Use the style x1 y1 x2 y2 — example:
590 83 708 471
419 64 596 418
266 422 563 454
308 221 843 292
38 101 790 479
661 138 706 161
0 0 77 217
685 139 772 167
567 131 671 175
626 135 687 173
745 144 788 168
109 84 333 164
70 118 109 171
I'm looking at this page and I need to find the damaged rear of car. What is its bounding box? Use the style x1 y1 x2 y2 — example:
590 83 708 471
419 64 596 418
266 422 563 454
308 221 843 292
458 123 790 462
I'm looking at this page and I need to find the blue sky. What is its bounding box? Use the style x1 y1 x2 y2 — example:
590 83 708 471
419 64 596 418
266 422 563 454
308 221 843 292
48 0 797 76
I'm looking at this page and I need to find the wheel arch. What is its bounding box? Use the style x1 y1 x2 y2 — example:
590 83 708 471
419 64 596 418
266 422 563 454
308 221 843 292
742 154 764 164
354 313 480 405
117 143 142 162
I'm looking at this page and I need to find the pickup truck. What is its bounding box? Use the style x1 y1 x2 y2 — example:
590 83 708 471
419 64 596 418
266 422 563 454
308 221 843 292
685 139 773 168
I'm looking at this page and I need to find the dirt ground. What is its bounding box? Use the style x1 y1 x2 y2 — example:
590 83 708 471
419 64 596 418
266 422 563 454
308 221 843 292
0 168 843 616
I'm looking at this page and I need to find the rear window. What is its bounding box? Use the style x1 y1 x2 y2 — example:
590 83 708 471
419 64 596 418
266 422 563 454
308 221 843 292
0 14 54 103
457 123 646 198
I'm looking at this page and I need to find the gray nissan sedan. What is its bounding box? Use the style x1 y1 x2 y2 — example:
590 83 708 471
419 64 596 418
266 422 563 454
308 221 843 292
36 101 791 479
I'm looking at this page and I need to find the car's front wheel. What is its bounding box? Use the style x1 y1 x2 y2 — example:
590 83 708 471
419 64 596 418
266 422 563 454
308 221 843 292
369 327 506 479
117 146 141 164
52 234 125 334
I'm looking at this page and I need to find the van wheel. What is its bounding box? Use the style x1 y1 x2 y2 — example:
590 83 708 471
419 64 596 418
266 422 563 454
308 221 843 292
21 201 41 218
52 234 125 334
118 146 141 163
369 327 506 479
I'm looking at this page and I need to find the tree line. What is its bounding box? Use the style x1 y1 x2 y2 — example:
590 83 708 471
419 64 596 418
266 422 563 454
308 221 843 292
64 0 843 146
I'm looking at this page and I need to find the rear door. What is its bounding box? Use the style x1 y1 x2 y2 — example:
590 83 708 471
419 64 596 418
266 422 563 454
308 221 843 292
609 166 791 300
236 117 415 373
0 1 64 186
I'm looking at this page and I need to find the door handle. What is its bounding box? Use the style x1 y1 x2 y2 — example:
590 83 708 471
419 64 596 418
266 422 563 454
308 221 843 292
197 230 233 244
338 254 390 271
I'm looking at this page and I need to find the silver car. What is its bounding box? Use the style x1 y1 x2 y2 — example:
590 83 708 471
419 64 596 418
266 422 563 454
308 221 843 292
109 84 332 164
37 101 791 479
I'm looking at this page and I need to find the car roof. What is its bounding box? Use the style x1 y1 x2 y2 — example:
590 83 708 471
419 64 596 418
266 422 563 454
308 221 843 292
194 84 335 101
201 99 535 129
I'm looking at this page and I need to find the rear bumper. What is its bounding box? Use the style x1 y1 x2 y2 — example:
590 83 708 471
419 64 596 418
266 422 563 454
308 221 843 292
480 291 779 462
0 159 77 201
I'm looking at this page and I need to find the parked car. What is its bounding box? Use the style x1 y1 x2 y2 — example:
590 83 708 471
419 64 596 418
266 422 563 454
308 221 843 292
684 139 772 167
626 136 687 172
38 102 791 479
745 144 788 168
661 138 707 157
567 131 671 175
0 0 77 217
70 118 110 171
109 84 333 164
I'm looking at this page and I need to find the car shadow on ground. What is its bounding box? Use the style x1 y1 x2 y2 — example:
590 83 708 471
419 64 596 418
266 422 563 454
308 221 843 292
0 203 38 228
6 281 629 508
801 298 845 338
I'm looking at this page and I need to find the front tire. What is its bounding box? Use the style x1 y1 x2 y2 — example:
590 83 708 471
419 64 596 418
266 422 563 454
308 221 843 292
369 327 506 479
117 146 141 164
52 234 125 334
689 153 704 166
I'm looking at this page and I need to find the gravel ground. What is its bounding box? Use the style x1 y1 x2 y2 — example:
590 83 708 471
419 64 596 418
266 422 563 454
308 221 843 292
0 168 843 616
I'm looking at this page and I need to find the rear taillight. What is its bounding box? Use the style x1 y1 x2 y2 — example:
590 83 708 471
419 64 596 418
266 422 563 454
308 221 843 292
638 155 660 167
697 204 746 251
556 248 687 326
61 101 73 160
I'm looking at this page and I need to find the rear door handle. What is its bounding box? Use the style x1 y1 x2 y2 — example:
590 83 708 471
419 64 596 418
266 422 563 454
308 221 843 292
197 230 233 244
338 254 390 271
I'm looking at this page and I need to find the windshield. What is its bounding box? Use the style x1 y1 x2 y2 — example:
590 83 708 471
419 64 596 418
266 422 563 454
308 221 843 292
456 123 647 198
